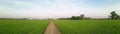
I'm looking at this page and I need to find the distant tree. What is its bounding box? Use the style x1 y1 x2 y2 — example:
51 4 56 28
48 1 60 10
116 14 119 19
110 11 119 19
76 16 80 20
80 14 85 19
84 17 91 20
71 16 77 20
118 15 120 19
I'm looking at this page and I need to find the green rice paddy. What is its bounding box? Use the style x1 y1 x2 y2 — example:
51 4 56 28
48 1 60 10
0 20 49 34
54 20 120 34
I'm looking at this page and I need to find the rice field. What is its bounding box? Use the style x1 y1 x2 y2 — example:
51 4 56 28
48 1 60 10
54 20 120 34
0 20 49 34
1 20 120 34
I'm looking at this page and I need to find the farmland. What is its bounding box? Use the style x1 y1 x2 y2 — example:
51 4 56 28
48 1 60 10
0 20 49 34
54 20 120 34
0 20 120 34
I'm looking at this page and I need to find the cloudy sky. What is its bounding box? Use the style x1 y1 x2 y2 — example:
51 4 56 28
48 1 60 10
0 0 120 19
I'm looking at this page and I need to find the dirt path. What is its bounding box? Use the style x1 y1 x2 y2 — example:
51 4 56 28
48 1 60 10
44 20 61 34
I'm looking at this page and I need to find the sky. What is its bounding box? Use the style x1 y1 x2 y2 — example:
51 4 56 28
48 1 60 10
0 0 120 19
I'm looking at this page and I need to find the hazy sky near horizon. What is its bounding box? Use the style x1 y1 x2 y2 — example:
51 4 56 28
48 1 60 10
0 0 120 19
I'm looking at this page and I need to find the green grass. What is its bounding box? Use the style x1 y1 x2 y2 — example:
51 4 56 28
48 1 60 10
0 20 49 34
54 20 120 34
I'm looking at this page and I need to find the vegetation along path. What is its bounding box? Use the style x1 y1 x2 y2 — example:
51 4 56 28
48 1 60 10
44 20 61 34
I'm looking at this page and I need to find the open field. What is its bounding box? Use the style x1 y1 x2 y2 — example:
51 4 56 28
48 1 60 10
0 20 49 34
1 20 120 34
54 20 120 34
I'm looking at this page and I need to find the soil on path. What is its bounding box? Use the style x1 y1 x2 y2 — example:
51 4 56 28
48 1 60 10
44 20 61 34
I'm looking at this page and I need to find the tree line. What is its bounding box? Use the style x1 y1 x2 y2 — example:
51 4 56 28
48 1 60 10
58 11 120 20
0 11 120 20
